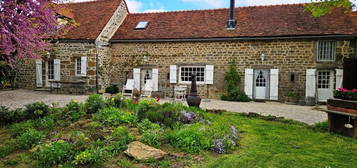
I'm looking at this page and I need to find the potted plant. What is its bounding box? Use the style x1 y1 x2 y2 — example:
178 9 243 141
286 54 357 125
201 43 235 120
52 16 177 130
334 88 357 101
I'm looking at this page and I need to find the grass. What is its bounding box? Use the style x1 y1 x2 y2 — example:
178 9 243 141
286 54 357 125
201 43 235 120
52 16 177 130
1 110 357 167
197 113 357 168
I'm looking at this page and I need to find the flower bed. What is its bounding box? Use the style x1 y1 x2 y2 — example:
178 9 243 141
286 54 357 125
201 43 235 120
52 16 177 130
333 88 357 101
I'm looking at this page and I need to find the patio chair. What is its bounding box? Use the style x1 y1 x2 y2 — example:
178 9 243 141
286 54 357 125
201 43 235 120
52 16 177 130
141 80 153 97
122 79 134 97
174 85 188 101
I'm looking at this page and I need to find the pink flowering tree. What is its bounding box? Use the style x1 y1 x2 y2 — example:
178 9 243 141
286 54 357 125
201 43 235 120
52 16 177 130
0 0 71 64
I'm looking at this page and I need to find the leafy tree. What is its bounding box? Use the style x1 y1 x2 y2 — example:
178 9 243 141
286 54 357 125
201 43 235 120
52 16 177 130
305 0 356 17
0 0 72 64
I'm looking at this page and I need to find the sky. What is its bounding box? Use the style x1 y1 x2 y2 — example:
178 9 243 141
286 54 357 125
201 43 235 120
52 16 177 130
69 0 357 13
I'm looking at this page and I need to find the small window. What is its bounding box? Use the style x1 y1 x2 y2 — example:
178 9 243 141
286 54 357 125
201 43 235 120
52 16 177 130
48 60 54 80
76 57 81 76
135 21 149 29
289 72 298 82
179 66 206 83
317 40 336 61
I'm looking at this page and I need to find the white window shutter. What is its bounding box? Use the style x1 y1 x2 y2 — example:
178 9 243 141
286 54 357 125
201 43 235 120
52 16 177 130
152 68 159 91
54 59 61 81
170 65 177 84
270 69 279 100
244 69 254 99
81 56 87 76
133 68 141 90
205 65 214 85
305 69 316 98
335 69 343 89
35 60 43 87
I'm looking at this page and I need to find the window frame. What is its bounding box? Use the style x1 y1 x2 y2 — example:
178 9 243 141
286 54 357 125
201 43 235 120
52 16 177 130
317 40 336 62
47 60 55 81
75 57 84 77
178 66 206 84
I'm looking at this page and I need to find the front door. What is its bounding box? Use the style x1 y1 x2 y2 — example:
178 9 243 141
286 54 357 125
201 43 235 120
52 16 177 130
317 70 334 102
254 70 269 99
140 69 152 89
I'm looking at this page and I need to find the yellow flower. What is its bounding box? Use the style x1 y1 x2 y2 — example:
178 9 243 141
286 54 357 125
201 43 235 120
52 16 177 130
72 100 78 103
112 98 115 101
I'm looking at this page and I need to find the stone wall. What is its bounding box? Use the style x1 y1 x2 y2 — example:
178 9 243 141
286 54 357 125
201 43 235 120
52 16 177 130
17 42 98 93
95 0 129 91
110 39 356 102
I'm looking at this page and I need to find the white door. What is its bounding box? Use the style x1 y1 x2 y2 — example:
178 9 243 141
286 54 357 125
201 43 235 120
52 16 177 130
140 69 152 90
317 70 334 102
254 70 269 99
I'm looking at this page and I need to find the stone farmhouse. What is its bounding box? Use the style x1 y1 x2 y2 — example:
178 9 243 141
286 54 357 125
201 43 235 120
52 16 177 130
18 0 357 104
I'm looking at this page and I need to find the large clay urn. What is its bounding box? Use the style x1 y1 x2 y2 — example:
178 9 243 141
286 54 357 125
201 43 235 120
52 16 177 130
187 73 201 107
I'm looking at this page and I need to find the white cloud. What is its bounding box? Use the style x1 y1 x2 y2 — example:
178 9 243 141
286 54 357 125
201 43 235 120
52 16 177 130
181 0 226 8
126 0 143 13
143 9 166 13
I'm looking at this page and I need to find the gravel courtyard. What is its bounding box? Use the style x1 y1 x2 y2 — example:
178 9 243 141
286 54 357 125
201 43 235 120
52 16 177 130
0 89 327 125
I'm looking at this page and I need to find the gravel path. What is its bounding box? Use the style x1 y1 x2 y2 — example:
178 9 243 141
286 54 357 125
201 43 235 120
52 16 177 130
0 89 88 109
163 99 327 125
0 90 327 125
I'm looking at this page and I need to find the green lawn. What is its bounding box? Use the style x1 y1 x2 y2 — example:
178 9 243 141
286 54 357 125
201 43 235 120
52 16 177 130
1 98 357 168
198 113 357 168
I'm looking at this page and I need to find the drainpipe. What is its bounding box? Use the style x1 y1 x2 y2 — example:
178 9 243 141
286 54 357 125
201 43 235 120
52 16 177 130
355 39 357 58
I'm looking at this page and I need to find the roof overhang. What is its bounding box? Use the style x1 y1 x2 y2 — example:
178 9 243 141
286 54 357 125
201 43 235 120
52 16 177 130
110 34 357 43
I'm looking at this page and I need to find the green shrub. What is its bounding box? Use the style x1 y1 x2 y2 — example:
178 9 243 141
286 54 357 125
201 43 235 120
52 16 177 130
72 148 108 166
123 99 138 112
70 131 91 151
221 87 251 102
106 94 125 108
137 98 160 120
33 140 74 167
93 107 137 126
221 60 251 102
86 121 102 132
105 85 120 94
168 123 212 153
63 100 86 122
0 139 18 158
105 126 134 155
24 102 50 119
141 128 163 148
17 128 44 150
0 107 27 125
137 119 161 133
9 120 35 137
85 94 106 114
34 115 55 130
137 102 182 127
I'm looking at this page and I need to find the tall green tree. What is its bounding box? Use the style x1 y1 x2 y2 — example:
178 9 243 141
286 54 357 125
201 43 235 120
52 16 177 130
306 0 356 17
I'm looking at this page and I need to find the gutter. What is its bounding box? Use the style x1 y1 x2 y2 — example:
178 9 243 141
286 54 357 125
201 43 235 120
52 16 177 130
51 39 96 43
110 34 357 43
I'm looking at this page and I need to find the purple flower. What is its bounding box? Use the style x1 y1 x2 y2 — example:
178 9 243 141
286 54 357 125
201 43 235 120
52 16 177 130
213 139 225 154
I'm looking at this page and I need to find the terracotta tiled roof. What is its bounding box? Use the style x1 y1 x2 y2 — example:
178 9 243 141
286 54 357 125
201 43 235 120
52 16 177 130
59 0 123 40
112 4 357 40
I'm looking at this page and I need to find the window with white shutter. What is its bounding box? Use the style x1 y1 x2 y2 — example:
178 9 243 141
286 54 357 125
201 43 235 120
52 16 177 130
75 57 87 76
179 66 206 84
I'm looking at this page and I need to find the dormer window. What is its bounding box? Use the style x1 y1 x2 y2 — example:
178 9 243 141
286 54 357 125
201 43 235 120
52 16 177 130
135 21 149 30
